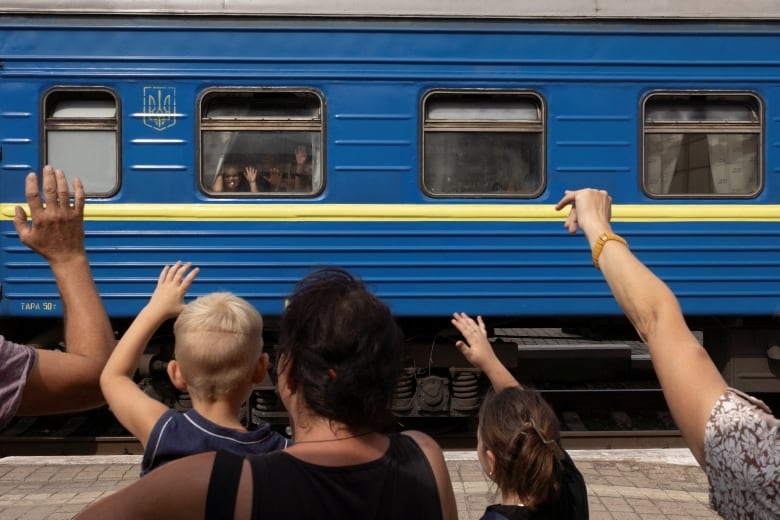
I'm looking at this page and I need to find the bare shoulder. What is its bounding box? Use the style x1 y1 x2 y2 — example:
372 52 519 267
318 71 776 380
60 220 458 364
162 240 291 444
76 452 221 519
401 429 440 451
401 430 448 465
401 430 458 520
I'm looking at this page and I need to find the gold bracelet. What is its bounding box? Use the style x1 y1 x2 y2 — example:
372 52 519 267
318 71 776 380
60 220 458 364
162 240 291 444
592 232 628 270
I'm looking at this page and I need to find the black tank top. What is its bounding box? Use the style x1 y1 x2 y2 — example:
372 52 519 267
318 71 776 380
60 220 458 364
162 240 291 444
206 433 442 520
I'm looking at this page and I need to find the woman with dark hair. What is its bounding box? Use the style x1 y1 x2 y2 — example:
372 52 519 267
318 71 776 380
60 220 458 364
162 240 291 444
274 268 403 433
77 268 458 520
451 312 589 520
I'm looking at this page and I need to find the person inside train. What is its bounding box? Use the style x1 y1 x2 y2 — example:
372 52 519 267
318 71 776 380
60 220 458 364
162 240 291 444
78 267 458 520
555 188 779 519
263 144 313 192
289 144 314 191
1 166 114 430
100 261 290 476
262 161 290 192
211 161 259 193
450 312 589 520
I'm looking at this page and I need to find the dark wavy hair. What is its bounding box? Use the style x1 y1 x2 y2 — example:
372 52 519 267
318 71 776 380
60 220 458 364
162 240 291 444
276 267 403 431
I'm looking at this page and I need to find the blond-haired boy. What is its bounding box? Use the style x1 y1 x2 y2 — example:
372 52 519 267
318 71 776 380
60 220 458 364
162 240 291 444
101 261 289 476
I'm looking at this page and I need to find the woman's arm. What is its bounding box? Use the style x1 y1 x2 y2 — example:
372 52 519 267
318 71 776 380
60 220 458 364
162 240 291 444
15 167 115 415
555 188 727 466
402 430 459 520
76 452 215 519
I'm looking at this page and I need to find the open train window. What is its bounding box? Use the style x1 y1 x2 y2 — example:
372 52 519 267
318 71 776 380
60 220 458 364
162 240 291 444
199 90 323 196
44 89 120 196
422 91 544 198
642 93 762 197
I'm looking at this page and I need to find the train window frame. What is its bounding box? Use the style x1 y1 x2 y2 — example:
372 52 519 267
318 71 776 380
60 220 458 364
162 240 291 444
421 90 546 199
42 88 121 197
641 91 763 199
198 88 325 198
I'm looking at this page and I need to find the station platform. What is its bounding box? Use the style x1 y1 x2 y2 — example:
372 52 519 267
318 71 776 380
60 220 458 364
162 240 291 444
0 448 719 520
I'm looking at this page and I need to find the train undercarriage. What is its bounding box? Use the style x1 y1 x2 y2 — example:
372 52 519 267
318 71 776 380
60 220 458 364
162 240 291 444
2 315 778 441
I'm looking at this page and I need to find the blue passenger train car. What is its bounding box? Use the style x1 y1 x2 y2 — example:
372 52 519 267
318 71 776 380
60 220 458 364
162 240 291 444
1 0 779 420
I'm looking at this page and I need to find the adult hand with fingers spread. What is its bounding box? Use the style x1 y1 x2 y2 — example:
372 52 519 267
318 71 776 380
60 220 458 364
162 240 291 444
13 165 86 266
4 165 114 421
264 166 289 191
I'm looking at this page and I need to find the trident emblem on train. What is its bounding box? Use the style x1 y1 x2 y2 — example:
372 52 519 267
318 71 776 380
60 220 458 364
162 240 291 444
143 86 176 131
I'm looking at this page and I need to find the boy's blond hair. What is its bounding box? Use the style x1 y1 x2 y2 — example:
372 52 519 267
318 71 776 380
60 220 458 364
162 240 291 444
173 292 263 401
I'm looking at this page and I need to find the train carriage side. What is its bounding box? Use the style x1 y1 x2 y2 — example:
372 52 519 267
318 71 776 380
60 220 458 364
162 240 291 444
0 12 779 422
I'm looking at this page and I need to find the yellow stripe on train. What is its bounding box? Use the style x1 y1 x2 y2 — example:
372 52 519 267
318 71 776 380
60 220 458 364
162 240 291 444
1 203 779 222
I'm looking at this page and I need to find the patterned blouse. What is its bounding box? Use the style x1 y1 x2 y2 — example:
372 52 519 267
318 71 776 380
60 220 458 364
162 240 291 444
704 388 780 519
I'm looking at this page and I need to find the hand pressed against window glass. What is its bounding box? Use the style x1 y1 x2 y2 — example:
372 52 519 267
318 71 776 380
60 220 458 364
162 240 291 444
211 163 258 193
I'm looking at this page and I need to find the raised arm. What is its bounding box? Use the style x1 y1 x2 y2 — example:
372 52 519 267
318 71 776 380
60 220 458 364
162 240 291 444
451 312 519 392
100 261 199 446
13 166 115 415
554 188 727 466
211 172 225 192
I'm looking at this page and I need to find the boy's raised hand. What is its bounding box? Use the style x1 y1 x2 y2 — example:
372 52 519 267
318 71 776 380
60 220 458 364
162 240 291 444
101 261 198 448
145 261 200 320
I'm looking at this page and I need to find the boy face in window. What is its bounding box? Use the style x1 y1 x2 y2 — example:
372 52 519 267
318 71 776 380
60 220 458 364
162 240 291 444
222 167 243 192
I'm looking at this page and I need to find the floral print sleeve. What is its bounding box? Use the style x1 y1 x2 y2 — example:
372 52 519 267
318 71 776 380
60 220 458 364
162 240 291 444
704 388 780 519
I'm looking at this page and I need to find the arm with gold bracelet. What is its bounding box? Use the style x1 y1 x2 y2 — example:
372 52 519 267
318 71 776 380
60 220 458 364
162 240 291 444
554 188 727 469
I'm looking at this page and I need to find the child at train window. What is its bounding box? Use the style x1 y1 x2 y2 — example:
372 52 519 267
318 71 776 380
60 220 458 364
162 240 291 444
100 261 290 476
263 161 291 192
211 162 259 193
263 145 314 192
450 312 589 520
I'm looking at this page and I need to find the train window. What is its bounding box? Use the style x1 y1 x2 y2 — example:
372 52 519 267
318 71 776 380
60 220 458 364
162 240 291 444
642 93 762 197
422 92 544 198
199 91 323 196
44 90 120 196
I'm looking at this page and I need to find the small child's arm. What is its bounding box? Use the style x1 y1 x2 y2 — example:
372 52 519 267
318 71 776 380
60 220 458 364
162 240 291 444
211 174 224 192
100 262 199 447
450 312 519 392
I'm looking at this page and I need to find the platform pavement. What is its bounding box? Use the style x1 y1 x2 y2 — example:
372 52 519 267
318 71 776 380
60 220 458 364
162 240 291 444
0 449 720 520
